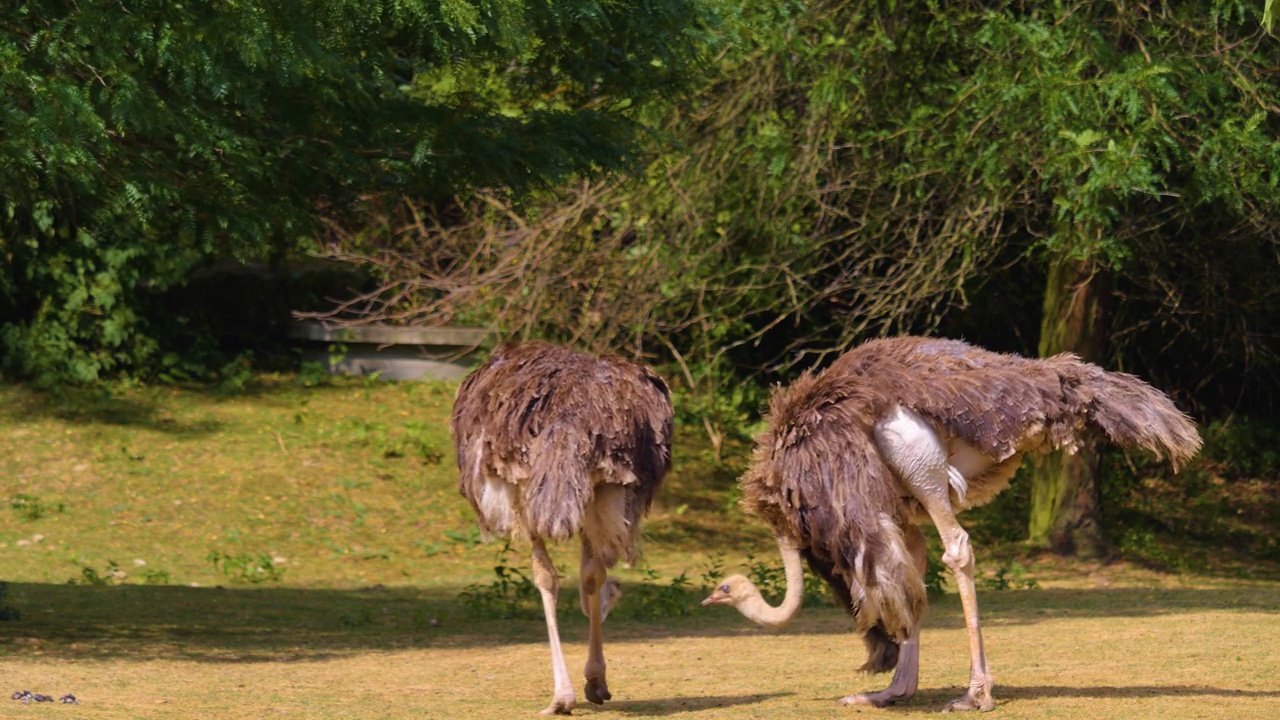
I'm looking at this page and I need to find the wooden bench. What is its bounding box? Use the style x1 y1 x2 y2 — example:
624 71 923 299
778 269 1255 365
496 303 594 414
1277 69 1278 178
289 321 489 381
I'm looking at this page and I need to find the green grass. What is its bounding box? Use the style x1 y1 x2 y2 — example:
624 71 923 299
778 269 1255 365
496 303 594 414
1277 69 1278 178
0 377 775 589
2 376 1279 719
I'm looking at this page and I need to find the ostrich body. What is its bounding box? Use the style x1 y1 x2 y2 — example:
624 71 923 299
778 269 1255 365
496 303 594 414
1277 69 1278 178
702 336 1201 711
452 341 673 715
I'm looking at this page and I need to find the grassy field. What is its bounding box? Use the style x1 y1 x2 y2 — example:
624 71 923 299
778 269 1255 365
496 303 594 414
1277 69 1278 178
2 376 1279 719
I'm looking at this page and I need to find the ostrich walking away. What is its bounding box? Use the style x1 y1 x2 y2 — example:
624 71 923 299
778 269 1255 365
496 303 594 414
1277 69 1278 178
452 342 673 715
702 336 1200 711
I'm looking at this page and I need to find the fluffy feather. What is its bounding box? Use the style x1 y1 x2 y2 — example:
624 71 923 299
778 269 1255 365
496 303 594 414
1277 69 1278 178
741 336 1200 661
452 341 673 564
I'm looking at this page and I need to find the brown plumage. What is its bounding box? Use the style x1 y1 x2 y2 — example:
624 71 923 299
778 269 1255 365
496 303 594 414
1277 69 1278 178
451 341 673 715
707 336 1201 712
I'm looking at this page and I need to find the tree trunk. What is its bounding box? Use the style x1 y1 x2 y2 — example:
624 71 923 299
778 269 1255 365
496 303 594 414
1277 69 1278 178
1027 254 1111 557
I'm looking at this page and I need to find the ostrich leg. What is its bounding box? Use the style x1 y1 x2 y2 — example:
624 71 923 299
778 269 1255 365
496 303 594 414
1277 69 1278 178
840 523 928 707
532 539 576 715
923 500 994 712
579 539 613 705
875 407 994 712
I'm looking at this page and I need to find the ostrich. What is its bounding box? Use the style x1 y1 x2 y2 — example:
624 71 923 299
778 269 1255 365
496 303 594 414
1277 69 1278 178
451 341 674 715
702 336 1201 712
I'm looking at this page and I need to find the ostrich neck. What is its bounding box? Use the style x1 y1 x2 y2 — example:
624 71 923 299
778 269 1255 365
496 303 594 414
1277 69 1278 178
739 540 805 629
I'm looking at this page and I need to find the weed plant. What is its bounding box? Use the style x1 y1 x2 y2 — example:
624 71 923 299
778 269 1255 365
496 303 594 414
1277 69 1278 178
612 569 695 620
71 560 126 586
459 546 540 620
978 561 1040 591
9 493 65 521
208 551 287 584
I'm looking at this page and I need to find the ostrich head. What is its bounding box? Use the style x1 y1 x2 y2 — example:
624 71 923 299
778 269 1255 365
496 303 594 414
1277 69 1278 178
700 573 802 629
700 575 758 608
700 542 805 628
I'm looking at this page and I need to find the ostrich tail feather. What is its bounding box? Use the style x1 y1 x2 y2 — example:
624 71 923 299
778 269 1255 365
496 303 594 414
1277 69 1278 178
1058 361 1202 470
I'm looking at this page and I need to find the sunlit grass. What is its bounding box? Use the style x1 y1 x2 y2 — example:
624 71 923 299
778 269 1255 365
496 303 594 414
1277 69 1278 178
2 376 1279 719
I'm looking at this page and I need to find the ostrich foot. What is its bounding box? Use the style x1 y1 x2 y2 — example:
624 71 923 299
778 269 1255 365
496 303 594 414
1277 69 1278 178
838 687 914 708
540 694 576 715
584 677 612 705
941 685 995 713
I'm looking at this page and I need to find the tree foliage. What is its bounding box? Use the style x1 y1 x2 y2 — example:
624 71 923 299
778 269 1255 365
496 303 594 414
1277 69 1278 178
318 1 1280 452
312 0 1018 446
0 0 698 384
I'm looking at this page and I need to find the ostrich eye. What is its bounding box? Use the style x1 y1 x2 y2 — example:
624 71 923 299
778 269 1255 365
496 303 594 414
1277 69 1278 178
719 584 730 593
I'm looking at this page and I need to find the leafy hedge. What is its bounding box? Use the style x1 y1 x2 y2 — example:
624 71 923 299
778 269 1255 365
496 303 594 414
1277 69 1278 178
0 0 699 384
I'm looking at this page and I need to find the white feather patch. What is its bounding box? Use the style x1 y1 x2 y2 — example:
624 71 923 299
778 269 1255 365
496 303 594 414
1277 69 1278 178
478 477 518 536
947 465 969 505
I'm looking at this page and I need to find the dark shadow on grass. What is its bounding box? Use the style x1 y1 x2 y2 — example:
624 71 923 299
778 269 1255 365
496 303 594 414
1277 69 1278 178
1 582 1278 663
0 384 223 436
1001 684 1280 700
893 684 1280 709
918 584 1280 631
0 376 450 436
605 692 793 715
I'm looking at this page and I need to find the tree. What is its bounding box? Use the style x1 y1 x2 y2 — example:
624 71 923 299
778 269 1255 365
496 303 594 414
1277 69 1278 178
0 0 698 384
944 3 1280 553
304 0 1017 450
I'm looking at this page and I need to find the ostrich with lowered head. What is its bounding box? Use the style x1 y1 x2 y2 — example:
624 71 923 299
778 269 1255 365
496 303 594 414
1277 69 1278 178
452 341 673 715
702 336 1200 712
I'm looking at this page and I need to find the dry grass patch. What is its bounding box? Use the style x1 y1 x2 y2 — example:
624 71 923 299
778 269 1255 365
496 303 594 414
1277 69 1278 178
3 582 1278 718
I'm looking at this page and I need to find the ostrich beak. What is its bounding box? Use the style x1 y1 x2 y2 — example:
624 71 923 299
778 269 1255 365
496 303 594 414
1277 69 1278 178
701 588 731 607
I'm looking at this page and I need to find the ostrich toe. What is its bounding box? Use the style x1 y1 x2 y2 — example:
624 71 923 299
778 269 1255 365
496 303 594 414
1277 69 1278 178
584 677 612 705
838 688 910 708
541 694 576 715
941 686 995 712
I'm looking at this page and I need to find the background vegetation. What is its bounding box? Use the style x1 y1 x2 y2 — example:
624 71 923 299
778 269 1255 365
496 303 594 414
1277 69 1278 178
0 0 699 384
2 3 1278 557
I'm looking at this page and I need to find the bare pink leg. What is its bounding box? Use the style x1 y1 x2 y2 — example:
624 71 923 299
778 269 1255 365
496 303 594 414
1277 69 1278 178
928 512 995 712
874 409 995 712
532 539 575 715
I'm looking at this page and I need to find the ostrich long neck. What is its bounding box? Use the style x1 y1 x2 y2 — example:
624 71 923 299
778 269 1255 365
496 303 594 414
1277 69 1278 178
738 539 805 629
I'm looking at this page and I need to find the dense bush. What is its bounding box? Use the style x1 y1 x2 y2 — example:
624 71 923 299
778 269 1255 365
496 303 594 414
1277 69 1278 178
0 0 699 384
